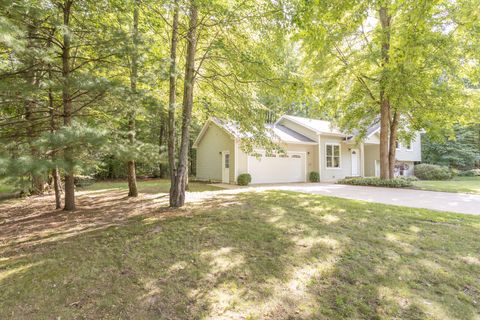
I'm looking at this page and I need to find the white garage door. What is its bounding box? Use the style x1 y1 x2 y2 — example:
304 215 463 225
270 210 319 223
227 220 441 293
247 151 306 184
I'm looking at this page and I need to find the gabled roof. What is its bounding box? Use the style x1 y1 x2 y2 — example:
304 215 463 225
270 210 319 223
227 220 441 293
193 117 316 148
277 115 345 136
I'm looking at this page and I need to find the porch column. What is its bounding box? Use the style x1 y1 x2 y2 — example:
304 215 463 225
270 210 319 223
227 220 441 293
317 135 322 181
360 142 365 176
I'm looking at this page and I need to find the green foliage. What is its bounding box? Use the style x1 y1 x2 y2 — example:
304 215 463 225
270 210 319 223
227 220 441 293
237 173 252 186
337 177 413 188
295 0 480 139
309 171 320 182
414 164 452 181
458 169 480 177
422 125 480 169
73 175 95 188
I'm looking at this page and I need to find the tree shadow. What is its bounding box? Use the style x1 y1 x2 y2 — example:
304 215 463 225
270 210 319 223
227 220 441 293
0 190 479 319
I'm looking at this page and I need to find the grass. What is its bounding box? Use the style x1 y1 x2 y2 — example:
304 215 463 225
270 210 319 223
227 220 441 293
0 178 16 194
412 176 480 195
80 178 223 193
1 190 479 319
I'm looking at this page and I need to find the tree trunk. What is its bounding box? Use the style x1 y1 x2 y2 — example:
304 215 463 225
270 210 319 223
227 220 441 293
24 24 44 195
47 29 62 209
49 75 62 209
158 114 166 177
170 1 198 208
62 0 75 211
52 168 62 209
388 110 399 179
379 6 391 180
127 0 140 197
168 0 180 205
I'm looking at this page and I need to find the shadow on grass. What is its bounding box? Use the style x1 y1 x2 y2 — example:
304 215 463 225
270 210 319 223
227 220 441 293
0 191 479 319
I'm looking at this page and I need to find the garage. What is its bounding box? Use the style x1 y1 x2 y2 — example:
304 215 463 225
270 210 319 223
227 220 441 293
247 151 306 184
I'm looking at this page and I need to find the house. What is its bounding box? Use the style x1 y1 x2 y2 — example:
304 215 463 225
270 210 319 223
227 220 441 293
193 115 421 184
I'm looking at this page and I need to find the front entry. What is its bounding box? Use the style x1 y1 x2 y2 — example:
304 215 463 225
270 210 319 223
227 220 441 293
351 149 359 176
221 151 230 183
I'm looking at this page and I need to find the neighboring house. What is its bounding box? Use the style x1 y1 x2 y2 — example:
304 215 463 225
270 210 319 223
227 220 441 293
193 115 421 184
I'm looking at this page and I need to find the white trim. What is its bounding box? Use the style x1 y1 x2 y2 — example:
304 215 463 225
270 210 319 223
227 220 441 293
350 148 360 176
221 151 230 183
325 143 341 169
234 139 238 182
277 115 346 137
280 140 318 145
317 134 322 181
367 126 380 138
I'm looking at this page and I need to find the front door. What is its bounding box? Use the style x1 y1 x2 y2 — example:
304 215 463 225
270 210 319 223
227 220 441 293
351 149 359 176
222 151 230 183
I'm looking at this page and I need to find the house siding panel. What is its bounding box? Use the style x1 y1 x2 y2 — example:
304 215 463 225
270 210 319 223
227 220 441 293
320 136 353 180
396 132 422 161
196 123 235 182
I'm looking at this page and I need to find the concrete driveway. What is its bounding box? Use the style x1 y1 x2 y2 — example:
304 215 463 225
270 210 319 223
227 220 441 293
211 183 480 215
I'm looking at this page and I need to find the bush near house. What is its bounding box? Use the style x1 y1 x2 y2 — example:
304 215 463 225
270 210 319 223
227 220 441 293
309 171 320 182
337 177 413 188
458 169 480 177
237 173 252 186
414 164 451 180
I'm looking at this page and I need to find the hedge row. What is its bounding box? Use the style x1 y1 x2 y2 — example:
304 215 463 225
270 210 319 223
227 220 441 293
337 177 413 188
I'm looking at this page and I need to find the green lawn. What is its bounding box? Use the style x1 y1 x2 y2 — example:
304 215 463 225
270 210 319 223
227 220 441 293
413 176 480 194
0 178 15 194
80 178 223 193
1 190 479 319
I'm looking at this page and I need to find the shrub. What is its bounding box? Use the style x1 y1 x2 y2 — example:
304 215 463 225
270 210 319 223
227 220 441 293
237 173 252 186
449 168 459 177
337 177 413 188
458 169 480 177
74 175 95 187
309 171 320 182
414 164 451 180
398 176 419 182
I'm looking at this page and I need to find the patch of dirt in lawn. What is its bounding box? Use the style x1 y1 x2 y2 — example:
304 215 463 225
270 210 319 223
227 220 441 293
0 190 178 256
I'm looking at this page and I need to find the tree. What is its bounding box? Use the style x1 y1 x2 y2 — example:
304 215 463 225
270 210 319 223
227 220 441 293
170 0 198 207
422 124 480 169
127 0 140 197
167 0 179 205
296 0 480 179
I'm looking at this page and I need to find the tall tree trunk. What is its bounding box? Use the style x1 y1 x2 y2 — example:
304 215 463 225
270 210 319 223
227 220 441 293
158 114 166 177
170 1 198 208
168 0 180 205
49 78 62 209
127 0 140 197
62 0 75 211
24 24 44 195
388 110 399 179
47 29 62 209
379 6 391 180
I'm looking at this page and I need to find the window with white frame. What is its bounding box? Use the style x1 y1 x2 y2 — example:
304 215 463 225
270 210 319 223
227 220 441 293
326 144 340 168
405 140 413 151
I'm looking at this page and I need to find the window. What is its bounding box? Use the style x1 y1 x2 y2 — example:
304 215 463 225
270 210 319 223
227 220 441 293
326 144 340 168
224 153 230 169
406 141 412 151
395 140 401 150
